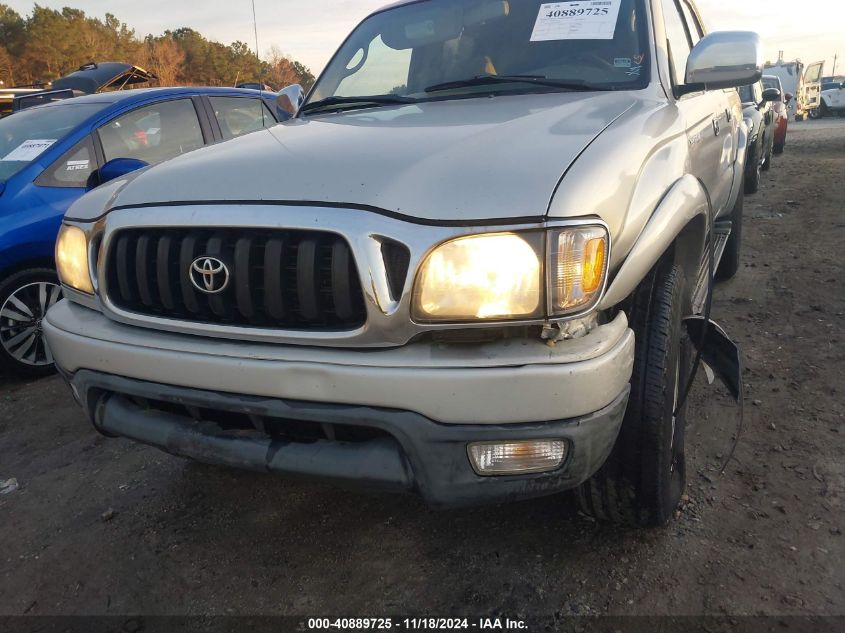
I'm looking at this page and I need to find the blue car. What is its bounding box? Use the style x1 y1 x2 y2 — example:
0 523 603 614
0 87 283 375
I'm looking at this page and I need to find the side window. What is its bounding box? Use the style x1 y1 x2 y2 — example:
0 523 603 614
661 0 693 86
208 97 275 141
98 99 204 166
34 136 97 188
680 2 704 44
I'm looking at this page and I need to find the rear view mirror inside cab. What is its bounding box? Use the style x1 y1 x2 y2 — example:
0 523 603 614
382 0 510 50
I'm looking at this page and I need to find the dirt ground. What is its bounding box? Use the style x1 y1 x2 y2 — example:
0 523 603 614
0 120 843 623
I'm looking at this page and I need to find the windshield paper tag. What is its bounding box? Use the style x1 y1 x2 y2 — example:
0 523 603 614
1 139 57 162
531 1 622 41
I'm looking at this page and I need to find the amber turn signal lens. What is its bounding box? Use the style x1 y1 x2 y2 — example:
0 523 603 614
581 237 607 294
548 226 609 315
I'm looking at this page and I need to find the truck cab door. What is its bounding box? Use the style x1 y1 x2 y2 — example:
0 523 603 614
832 84 845 108
803 61 825 110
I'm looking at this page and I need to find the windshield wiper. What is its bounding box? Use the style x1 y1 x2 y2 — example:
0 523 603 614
424 75 605 93
300 94 418 114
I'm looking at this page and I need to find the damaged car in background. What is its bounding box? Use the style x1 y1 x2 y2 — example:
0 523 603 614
45 0 757 526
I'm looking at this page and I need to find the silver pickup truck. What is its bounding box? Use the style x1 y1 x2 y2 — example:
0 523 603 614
45 0 760 526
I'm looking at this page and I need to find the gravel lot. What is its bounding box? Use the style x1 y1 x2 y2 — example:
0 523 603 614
1 120 843 623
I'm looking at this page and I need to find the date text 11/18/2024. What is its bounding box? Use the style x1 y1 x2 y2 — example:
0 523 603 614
306 618 528 630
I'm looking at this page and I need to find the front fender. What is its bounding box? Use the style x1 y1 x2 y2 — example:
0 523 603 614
599 175 710 310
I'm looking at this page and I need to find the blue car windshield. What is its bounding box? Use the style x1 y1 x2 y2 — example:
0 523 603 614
0 103 107 184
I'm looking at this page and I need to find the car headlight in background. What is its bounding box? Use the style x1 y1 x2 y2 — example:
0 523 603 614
548 226 608 316
413 233 543 321
412 225 608 322
55 225 94 295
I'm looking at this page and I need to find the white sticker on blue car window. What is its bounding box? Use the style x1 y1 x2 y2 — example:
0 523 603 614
531 1 622 41
1 139 57 162
66 160 90 172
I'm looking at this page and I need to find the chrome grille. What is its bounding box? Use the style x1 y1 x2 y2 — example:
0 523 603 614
105 228 367 329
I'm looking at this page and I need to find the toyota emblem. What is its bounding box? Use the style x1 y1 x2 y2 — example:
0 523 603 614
190 257 230 294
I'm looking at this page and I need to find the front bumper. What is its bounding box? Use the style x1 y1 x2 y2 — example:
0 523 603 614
65 370 629 508
44 300 634 425
45 300 634 507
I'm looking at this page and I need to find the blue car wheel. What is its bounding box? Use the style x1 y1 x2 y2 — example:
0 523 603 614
0 269 63 377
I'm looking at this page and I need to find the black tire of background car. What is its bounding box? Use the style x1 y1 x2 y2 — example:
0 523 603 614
744 145 761 195
576 260 692 527
818 102 829 119
762 136 773 172
0 268 60 378
716 185 745 282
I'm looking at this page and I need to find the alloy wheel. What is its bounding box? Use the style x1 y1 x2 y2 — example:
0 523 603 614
0 282 63 367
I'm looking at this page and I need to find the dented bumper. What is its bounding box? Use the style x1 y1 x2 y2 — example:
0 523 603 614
44 300 634 425
45 300 634 506
63 370 629 508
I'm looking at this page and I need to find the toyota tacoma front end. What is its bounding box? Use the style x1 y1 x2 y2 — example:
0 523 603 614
46 0 760 526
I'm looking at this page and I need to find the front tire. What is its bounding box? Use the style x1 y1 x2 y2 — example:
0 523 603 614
716 186 745 282
762 134 773 171
0 269 63 378
744 145 761 195
577 261 691 527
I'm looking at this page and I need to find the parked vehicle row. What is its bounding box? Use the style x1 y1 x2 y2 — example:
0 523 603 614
738 75 793 194
40 0 758 526
764 56 824 121
0 86 284 374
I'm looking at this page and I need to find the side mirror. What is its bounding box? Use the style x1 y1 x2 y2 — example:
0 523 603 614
276 84 304 118
97 157 148 186
682 31 762 94
762 87 781 102
784 92 794 104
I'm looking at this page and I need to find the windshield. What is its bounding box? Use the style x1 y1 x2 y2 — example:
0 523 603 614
762 77 779 91
739 85 754 104
307 0 650 110
0 103 107 183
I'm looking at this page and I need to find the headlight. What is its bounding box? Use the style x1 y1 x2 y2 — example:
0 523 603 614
548 226 608 316
412 225 609 322
413 233 543 321
55 225 94 295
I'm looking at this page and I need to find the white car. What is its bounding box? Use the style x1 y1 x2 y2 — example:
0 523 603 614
819 80 845 117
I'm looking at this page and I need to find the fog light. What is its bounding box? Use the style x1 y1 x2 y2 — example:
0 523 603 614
468 440 567 476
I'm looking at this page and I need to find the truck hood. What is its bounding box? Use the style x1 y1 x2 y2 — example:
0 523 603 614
87 92 637 223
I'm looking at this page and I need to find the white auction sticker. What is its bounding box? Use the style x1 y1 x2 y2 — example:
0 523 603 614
1 139 57 162
531 1 622 41
66 159 90 172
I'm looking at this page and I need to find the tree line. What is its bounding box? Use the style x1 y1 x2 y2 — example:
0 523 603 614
0 3 315 90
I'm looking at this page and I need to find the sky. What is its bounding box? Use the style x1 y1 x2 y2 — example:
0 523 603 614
5 0 844 77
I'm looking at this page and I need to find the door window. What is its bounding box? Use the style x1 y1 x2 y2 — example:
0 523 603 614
804 63 824 84
35 136 97 188
98 99 204 165
661 0 693 86
209 97 276 140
